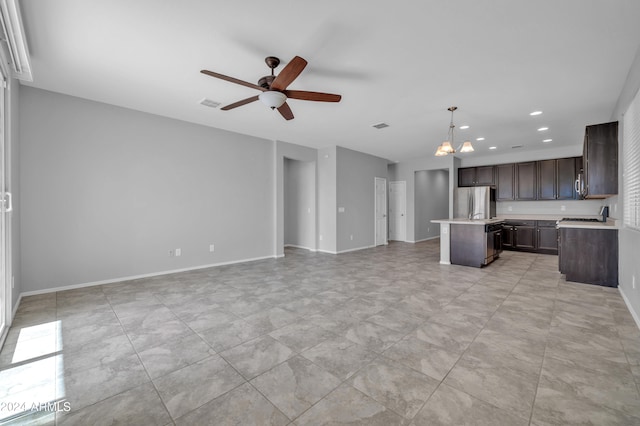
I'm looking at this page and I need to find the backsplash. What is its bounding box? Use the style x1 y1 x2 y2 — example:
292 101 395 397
497 199 611 217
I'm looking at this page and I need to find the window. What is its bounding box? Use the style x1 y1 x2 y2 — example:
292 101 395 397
623 87 640 230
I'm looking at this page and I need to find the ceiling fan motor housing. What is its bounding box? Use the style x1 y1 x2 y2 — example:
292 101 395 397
258 75 276 89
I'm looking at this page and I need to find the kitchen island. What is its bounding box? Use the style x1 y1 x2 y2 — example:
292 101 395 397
557 218 619 287
431 218 504 267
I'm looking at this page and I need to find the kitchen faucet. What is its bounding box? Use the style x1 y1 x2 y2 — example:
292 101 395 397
469 212 483 220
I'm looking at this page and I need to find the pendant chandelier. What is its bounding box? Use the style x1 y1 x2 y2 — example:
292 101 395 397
434 106 474 156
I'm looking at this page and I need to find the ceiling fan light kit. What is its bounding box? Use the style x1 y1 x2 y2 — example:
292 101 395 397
434 106 474 156
259 91 287 109
200 55 341 120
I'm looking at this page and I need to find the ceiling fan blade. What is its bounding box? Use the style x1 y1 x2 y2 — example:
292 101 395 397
200 70 266 92
270 56 308 91
283 90 342 102
221 95 259 110
277 102 294 120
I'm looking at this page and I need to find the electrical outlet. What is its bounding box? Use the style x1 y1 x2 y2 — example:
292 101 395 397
561 205 566 211
319 235 323 241
209 244 215 252
338 207 345 213
175 248 181 257
508 206 513 212
633 275 636 290
350 235 354 241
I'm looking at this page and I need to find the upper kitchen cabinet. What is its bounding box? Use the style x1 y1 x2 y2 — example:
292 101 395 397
496 163 515 200
538 157 580 200
581 121 618 198
537 159 557 200
557 157 579 200
515 161 537 200
458 166 495 187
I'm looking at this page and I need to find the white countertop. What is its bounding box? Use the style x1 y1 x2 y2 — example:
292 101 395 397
431 218 505 225
557 218 619 230
431 215 619 229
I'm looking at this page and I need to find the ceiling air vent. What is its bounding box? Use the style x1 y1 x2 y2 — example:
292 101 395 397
372 122 389 129
199 98 221 108
511 145 523 149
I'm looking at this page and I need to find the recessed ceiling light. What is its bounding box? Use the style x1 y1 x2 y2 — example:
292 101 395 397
489 146 497 150
530 111 543 116
543 139 553 143
459 125 470 130
476 137 485 141
538 127 549 131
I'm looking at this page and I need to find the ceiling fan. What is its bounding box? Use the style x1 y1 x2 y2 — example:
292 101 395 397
200 56 342 120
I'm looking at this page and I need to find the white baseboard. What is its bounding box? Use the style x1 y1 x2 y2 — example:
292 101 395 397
317 245 377 255
337 245 375 254
439 260 451 265
316 249 338 255
19 254 279 298
284 244 317 252
619 286 640 331
412 236 440 243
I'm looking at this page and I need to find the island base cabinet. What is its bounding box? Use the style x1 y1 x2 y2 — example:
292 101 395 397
450 224 489 268
559 228 618 287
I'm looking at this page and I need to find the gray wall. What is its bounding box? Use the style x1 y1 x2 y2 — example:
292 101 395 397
415 169 449 241
283 158 315 250
20 87 275 293
612 46 640 325
388 155 457 242
336 147 388 252
317 146 337 253
9 77 20 312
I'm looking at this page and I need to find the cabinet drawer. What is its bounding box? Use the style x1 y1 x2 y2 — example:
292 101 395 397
504 220 536 227
537 220 557 227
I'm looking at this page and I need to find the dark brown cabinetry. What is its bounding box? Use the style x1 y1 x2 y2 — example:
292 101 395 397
502 219 558 254
502 220 536 251
515 162 537 200
557 157 578 200
462 156 582 201
496 164 515 201
536 220 559 254
537 159 557 200
582 121 618 198
537 157 580 201
559 227 618 287
501 225 515 250
458 166 495 187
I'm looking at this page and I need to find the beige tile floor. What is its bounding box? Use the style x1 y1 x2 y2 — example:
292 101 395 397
1 240 640 425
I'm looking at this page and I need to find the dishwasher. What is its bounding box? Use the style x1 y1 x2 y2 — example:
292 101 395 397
484 223 503 265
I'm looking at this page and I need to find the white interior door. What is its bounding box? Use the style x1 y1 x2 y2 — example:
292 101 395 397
374 177 387 246
389 181 406 241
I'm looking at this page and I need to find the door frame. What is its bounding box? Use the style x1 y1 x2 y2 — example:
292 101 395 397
374 177 387 246
0 61 10 343
389 180 407 242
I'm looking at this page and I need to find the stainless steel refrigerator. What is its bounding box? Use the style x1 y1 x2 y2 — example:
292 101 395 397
454 186 496 219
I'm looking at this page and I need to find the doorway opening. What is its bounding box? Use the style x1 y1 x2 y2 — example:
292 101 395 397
283 158 316 251
414 169 449 242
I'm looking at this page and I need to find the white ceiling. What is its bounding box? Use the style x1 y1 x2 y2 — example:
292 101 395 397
18 0 640 162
